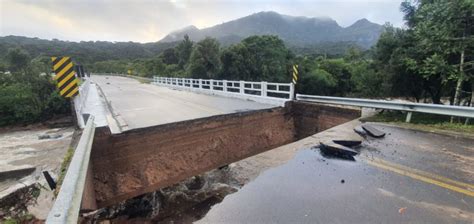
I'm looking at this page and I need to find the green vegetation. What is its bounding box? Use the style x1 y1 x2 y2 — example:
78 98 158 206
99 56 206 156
55 147 75 195
0 48 70 126
2 213 34 224
0 1 472 127
0 35 178 64
364 111 474 134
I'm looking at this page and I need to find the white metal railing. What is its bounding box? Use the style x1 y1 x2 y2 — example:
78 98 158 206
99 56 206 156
153 77 294 104
297 94 474 121
46 116 95 224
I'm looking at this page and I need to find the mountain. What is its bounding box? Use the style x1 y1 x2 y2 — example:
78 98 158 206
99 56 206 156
160 11 383 48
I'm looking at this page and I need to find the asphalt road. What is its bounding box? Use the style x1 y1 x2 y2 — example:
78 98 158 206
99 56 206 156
92 75 275 130
192 123 474 224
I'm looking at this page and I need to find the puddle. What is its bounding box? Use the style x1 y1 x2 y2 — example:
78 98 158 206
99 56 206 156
90 148 361 223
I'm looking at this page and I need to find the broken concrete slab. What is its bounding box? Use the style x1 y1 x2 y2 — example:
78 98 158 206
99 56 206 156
332 140 362 147
0 166 36 182
362 124 386 138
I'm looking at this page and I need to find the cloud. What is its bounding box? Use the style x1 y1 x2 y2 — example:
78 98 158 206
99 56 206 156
0 0 404 43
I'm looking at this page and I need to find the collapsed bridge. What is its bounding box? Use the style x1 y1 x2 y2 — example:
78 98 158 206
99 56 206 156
47 75 360 223
47 74 474 223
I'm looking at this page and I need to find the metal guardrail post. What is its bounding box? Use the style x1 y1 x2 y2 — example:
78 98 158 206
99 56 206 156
240 81 244 94
223 80 228 92
210 79 214 90
290 83 295 100
261 81 267 97
199 79 202 89
46 116 96 224
406 112 413 123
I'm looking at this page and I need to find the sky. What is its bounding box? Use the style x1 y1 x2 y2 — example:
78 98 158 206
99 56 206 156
0 0 405 43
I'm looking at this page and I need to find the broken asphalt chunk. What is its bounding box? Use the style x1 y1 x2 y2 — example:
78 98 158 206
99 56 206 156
362 124 386 138
332 140 362 147
319 142 358 161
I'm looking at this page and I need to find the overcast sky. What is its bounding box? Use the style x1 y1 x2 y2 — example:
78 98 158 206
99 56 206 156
0 0 405 43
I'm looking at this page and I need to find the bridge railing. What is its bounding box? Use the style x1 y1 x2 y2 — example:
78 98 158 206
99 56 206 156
46 116 95 224
153 77 294 106
297 94 474 122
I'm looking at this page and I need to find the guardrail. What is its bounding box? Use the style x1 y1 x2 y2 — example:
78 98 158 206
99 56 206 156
73 78 91 128
153 76 294 106
297 94 474 122
46 116 96 224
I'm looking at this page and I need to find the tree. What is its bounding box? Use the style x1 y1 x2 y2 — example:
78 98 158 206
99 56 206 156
187 37 221 79
175 34 194 69
412 0 473 105
240 35 293 82
220 35 293 82
220 44 250 80
299 68 337 96
319 58 353 96
161 48 179 65
6 48 30 73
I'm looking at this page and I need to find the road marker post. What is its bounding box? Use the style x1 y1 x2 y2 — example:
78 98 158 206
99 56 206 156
51 57 79 98
291 64 298 100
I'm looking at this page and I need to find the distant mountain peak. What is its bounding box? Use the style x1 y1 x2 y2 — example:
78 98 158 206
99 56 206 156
348 18 378 28
160 11 383 48
171 25 199 34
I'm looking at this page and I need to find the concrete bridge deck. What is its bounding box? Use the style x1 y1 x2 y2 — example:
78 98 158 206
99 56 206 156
92 75 275 130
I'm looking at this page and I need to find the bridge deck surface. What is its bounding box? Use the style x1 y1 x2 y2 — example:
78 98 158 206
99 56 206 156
194 122 474 223
92 75 275 130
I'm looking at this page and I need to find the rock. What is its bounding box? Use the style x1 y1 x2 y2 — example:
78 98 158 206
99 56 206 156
37 134 62 140
185 176 205 190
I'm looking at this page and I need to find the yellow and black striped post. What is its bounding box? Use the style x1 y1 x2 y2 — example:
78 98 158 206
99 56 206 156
292 64 298 85
51 57 79 98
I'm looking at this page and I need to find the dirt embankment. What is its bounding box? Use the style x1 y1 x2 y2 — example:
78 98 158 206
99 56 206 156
89 102 360 208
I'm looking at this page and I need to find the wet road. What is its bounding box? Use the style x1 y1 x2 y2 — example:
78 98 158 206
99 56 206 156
92 75 275 130
195 124 474 223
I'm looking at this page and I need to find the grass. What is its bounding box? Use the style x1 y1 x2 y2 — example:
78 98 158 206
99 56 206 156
3 214 34 224
54 147 74 195
363 111 474 134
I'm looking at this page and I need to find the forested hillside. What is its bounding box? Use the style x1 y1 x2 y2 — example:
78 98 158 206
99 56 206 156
0 0 472 126
160 11 383 48
0 36 179 64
